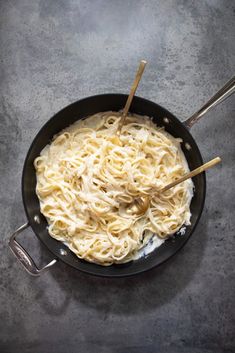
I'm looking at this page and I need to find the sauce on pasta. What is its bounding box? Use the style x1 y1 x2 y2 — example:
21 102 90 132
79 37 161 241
34 112 193 265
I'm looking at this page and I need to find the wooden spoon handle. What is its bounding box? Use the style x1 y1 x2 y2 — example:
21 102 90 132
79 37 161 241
117 60 147 135
160 157 221 192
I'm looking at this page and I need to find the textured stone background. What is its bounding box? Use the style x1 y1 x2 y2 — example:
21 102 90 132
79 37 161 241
0 1 234 352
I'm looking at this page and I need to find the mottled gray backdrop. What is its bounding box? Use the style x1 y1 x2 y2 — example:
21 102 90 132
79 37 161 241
0 1 234 353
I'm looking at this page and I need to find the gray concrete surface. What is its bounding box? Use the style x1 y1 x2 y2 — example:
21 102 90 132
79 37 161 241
0 1 234 352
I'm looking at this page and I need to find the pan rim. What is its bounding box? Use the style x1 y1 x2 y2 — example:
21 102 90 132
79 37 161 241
21 93 206 277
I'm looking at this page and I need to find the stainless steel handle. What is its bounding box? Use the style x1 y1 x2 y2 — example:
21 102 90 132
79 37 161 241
9 223 57 276
183 76 235 129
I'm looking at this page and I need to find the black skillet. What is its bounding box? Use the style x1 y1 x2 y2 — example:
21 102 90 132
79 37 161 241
9 77 235 277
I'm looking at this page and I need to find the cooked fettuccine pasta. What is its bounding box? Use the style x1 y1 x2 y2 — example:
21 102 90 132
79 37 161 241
34 112 193 265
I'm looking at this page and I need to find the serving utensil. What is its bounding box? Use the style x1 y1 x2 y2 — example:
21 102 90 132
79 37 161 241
117 60 147 136
130 157 221 216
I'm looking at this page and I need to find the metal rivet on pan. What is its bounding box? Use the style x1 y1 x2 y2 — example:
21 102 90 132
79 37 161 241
59 249 68 256
34 215 40 224
185 143 191 150
163 117 170 124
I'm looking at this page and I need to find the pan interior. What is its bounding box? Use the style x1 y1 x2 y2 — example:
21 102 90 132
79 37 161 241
22 94 205 277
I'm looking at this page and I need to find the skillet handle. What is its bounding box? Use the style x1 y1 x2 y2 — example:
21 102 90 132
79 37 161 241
9 223 57 276
183 76 235 129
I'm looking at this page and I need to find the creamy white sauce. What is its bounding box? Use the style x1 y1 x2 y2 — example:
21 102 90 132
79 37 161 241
132 235 165 260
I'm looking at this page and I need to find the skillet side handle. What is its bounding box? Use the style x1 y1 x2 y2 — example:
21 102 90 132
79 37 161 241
183 76 235 129
9 223 57 276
